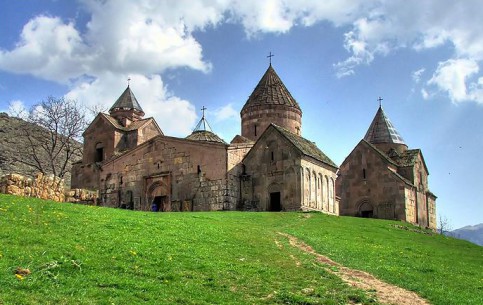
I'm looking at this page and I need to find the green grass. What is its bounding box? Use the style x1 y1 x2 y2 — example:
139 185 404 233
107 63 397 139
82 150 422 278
0 194 481 305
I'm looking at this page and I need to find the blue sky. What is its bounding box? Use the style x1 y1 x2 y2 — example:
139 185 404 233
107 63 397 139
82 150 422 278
0 0 482 229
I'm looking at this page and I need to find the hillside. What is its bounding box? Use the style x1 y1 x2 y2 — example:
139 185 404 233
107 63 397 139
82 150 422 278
0 113 82 186
449 223 483 246
0 194 482 305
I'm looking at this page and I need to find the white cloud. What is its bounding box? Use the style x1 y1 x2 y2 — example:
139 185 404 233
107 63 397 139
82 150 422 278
5 100 28 118
1 0 483 107
427 59 480 103
211 103 238 122
412 68 425 83
0 16 88 82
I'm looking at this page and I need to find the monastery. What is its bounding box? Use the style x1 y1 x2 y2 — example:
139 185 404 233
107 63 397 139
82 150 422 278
72 63 436 229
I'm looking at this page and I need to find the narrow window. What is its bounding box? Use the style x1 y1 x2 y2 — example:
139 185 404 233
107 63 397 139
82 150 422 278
197 165 201 175
363 168 366 179
271 151 274 162
95 142 104 162
254 125 257 137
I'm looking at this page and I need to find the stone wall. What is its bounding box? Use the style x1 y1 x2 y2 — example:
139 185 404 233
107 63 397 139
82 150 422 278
97 136 229 211
0 173 98 204
0 173 65 202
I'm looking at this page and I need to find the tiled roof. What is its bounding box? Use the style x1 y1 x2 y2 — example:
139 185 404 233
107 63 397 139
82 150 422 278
364 106 405 145
241 65 301 113
109 86 144 114
186 130 226 144
392 149 421 167
272 124 337 168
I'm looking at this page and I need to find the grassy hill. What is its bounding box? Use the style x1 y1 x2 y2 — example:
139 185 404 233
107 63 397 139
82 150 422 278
0 194 481 305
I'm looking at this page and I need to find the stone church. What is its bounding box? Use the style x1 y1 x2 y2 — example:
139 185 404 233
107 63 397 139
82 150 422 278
71 63 436 229
72 64 339 214
336 105 437 229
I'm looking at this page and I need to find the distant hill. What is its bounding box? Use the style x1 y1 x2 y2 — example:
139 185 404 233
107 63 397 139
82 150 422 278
448 223 483 246
0 112 82 186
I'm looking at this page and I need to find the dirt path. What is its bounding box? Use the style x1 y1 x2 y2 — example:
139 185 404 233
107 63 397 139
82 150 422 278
278 232 430 305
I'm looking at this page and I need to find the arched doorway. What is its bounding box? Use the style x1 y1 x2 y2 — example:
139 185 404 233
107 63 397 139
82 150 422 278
147 181 170 212
358 199 374 218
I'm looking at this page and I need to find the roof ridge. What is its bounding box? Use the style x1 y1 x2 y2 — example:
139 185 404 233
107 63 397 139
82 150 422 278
271 123 337 168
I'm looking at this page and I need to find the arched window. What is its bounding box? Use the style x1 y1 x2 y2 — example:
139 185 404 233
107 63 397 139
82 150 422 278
329 178 335 213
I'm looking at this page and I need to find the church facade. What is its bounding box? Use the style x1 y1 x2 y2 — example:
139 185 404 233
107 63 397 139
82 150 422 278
336 106 437 229
72 64 339 214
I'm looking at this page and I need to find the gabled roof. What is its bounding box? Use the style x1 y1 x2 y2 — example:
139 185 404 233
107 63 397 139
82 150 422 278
364 106 405 145
271 124 337 168
101 113 161 133
109 86 144 114
357 140 414 186
230 134 254 144
83 112 163 137
241 65 301 113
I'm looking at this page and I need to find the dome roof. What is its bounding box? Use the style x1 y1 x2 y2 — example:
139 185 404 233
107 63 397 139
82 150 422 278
186 106 226 144
364 106 405 145
186 130 226 144
241 65 301 113
109 86 144 115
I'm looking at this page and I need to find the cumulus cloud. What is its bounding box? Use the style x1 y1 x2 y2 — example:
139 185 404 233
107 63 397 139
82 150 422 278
211 103 238 122
427 59 483 104
1 0 483 110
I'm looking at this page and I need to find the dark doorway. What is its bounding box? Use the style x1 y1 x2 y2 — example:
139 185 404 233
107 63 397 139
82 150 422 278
359 201 374 218
269 192 281 211
152 196 168 212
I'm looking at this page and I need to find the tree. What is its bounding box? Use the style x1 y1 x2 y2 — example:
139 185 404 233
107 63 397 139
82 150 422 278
438 214 453 235
16 96 87 180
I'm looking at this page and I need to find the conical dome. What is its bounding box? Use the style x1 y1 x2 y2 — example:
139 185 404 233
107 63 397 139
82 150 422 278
241 65 302 141
109 86 145 125
109 86 144 114
364 106 407 153
241 65 301 112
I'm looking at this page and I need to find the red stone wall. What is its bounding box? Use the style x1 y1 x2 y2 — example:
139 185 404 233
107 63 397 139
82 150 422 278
98 136 229 211
337 142 407 220
241 104 302 141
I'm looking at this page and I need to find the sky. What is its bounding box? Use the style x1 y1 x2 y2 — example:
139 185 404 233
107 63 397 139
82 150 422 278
0 0 482 229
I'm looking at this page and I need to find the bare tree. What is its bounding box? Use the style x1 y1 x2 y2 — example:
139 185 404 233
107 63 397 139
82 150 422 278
438 214 453 235
16 96 87 179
